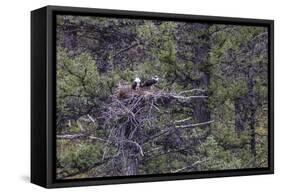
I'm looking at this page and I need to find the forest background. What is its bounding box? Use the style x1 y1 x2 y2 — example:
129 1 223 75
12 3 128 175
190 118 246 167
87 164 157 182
56 15 269 179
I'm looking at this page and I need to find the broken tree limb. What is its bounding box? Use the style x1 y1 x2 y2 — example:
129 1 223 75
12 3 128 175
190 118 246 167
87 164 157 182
112 41 140 58
57 133 107 142
87 114 96 123
178 89 206 95
171 158 210 173
174 117 192 124
57 133 87 140
170 95 208 101
143 120 214 144
175 120 214 128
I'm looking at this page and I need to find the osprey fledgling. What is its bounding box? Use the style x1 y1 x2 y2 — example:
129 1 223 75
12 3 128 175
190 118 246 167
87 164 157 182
141 76 159 88
132 77 141 90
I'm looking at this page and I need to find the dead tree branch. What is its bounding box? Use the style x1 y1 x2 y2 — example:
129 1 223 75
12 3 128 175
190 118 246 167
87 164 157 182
57 87 214 177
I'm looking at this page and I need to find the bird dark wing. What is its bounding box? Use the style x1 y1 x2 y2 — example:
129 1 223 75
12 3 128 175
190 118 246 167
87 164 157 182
141 79 157 87
132 81 137 89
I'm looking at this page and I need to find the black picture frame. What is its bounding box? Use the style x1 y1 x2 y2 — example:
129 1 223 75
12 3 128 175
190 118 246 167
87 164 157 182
31 5 274 188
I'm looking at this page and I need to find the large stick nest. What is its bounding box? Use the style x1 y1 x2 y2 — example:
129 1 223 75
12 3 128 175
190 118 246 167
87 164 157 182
57 84 214 178
94 84 213 175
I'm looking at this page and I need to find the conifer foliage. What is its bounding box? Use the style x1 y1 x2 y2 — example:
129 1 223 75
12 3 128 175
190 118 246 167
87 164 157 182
56 15 269 179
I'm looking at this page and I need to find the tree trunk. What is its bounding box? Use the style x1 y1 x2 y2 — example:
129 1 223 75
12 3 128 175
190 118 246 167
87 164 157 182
248 68 257 166
192 25 211 123
234 97 247 136
126 157 139 175
192 74 210 123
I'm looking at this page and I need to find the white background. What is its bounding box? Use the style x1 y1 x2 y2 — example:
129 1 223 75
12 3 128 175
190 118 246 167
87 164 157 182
0 0 279 193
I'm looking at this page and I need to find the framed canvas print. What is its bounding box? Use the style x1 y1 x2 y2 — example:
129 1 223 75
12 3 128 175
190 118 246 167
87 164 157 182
31 5 274 188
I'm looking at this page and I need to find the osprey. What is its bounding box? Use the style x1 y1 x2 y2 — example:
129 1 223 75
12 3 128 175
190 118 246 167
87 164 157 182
141 76 159 88
131 77 141 90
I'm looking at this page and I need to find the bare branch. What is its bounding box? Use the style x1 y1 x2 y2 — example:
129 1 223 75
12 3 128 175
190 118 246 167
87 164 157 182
57 133 87 140
171 159 209 173
87 114 96 124
174 117 192 124
171 95 208 101
113 41 140 58
176 120 214 128
178 89 206 95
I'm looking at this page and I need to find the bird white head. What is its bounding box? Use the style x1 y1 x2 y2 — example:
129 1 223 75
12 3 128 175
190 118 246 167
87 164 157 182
134 77 141 83
152 75 159 81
